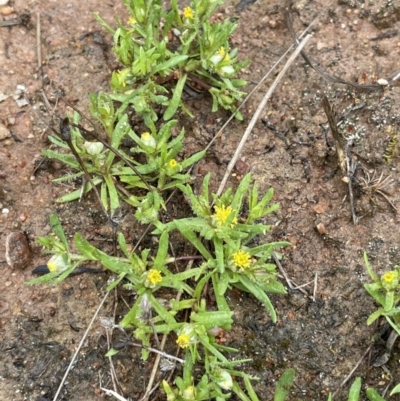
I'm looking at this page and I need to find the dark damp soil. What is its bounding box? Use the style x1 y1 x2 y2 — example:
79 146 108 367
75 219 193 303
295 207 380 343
1 0 400 400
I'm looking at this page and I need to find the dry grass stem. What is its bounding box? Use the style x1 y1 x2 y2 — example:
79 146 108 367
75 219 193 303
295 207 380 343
216 33 313 196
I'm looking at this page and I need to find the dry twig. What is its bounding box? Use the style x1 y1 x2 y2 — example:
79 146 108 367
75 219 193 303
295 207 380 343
216 34 313 196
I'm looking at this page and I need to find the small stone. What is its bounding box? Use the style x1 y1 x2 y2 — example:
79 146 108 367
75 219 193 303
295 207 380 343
316 223 326 235
19 213 27 222
0 6 13 15
5 231 32 269
314 204 326 214
377 78 389 86
0 0 9 6
0 123 11 140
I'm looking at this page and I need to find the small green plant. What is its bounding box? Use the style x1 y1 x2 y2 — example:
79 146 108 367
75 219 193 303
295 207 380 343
32 0 293 398
29 173 288 400
363 252 400 335
272 370 400 401
157 173 289 321
45 112 204 214
94 0 249 125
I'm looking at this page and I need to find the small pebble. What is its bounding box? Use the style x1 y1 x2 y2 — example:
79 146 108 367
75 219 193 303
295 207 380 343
0 123 10 140
2 208 9 214
0 6 13 15
316 223 326 235
19 213 27 222
314 204 326 214
5 231 32 269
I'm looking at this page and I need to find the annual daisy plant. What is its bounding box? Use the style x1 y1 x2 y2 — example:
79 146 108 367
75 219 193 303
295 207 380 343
29 0 291 399
94 0 249 123
364 253 400 334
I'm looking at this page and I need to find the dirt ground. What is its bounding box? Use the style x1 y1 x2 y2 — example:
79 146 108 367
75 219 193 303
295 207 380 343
1 0 400 400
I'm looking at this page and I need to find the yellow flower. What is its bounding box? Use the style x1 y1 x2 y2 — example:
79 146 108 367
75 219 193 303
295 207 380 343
147 269 162 285
183 7 194 19
182 386 196 400
141 132 157 149
128 16 136 25
232 250 251 269
176 333 190 348
168 159 177 168
213 205 236 225
47 255 68 272
116 70 126 87
383 272 396 284
210 47 229 66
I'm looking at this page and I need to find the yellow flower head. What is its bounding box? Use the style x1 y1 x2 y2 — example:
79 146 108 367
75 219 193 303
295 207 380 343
141 132 157 149
223 53 230 62
213 205 236 225
232 250 251 269
176 333 190 348
128 16 136 25
168 159 178 168
116 70 126 87
147 269 162 285
183 7 194 19
383 272 396 284
47 255 68 272
218 47 226 57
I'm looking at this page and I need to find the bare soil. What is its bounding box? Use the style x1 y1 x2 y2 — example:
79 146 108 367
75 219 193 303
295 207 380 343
1 0 400 400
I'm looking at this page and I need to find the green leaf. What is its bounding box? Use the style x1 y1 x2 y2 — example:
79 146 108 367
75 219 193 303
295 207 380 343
384 291 394 312
46 135 70 149
390 382 400 396
180 150 206 169
364 252 379 281
214 237 224 273
190 310 233 329
106 273 126 291
93 12 115 34
212 273 231 314
105 114 130 169
231 173 251 211
243 375 260 401
104 174 120 214
174 220 212 260
232 381 254 401
56 177 103 203
118 232 129 259
364 283 385 307
50 214 69 251
348 377 362 401
105 348 119 357
152 55 189 74
153 230 169 270
237 276 277 322
164 73 188 120
366 309 383 325
43 149 80 169
274 369 295 401
74 233 131 273
385 316 400 336
101 180 108 211
249 242 291 257
148 293 177 325
365 388 386 401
